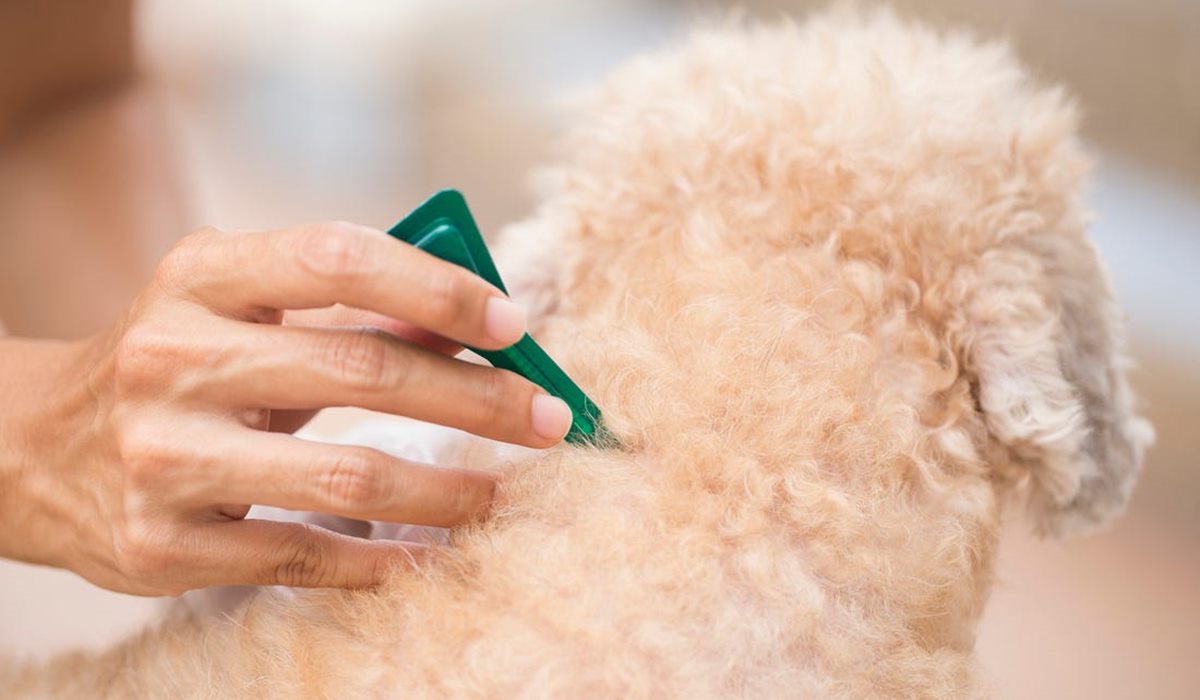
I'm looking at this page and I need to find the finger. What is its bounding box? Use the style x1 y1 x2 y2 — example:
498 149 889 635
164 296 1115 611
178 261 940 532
196 431 497 527
271 304 463 433
283 305 461 356
185 519 428 589
208 321 573 447
170 223 526 350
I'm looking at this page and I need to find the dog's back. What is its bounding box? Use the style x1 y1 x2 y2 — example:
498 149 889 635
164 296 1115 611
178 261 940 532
5 10 1148 699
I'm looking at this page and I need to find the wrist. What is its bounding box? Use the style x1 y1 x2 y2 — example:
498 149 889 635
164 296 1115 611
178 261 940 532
0 336 96 567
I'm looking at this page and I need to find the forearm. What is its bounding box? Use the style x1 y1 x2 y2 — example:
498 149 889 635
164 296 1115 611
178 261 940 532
0 336 94 568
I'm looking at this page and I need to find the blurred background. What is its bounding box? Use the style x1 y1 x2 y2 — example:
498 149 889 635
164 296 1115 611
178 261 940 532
0 1 1196 697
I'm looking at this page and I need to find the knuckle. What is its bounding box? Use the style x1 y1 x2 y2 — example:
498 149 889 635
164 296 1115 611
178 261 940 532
424 268 475 331
271 527 329 587
113 326 176 389
321 449 385 511
325 329 396 391
367 550 394 584
474 370 525 431
450 473 491 521
155 228 216 291
113 519 173 582
295 223 372 282
114 419 179 480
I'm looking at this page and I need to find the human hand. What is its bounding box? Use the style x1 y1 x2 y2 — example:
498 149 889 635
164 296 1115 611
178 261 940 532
0 222 573 595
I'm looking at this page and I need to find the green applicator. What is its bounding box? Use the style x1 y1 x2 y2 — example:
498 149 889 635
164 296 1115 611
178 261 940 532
387 190 616 448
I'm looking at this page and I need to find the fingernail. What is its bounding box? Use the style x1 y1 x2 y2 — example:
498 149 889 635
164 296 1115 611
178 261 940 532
484 296 526 346
531 394 573 442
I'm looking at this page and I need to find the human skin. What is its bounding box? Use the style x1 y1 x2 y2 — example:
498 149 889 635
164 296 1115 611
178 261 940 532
0 1 573 596
0 223 575 595
1 14 1153 696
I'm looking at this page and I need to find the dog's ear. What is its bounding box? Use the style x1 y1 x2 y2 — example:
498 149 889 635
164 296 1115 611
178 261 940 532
963 219 1153 538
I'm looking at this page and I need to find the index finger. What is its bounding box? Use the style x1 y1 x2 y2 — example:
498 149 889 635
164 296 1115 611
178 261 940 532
168 223 527 351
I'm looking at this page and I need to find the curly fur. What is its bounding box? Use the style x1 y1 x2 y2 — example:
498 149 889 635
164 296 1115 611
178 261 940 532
3 8 1150 698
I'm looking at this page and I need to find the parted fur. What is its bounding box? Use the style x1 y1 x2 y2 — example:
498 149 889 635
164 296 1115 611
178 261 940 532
3 9 1150 698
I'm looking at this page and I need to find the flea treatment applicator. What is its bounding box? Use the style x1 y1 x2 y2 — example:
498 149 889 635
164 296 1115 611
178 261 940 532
387 190 617 448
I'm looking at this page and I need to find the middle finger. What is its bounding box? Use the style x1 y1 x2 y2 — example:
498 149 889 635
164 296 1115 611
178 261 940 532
206 321 572 448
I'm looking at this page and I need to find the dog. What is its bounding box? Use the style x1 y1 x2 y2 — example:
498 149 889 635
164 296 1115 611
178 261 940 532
2 9 1151 698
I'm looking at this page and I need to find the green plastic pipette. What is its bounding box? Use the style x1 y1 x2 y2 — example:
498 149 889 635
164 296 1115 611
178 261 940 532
386 190 615 448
